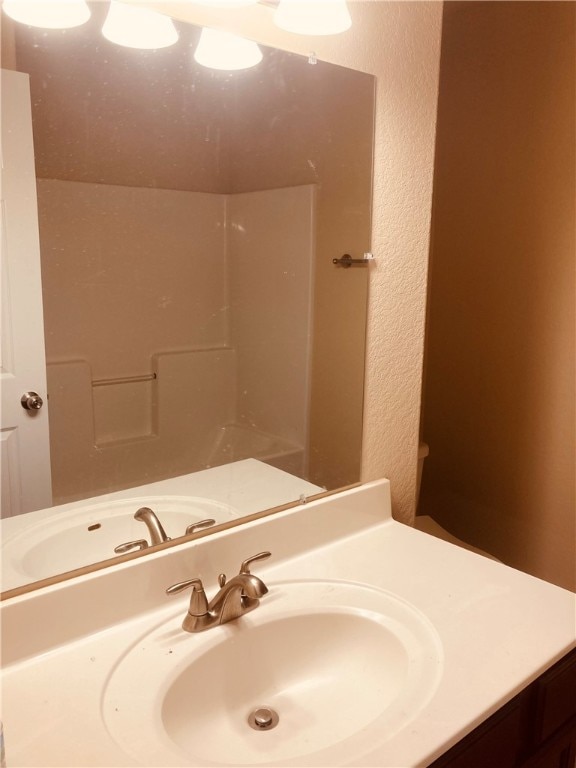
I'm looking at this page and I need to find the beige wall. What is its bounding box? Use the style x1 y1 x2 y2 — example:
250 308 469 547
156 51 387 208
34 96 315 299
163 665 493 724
421 2 575 590
155 0 445 521
10 3 232 194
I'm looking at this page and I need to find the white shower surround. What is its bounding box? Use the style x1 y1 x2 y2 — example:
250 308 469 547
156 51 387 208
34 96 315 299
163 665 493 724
40 180 315 502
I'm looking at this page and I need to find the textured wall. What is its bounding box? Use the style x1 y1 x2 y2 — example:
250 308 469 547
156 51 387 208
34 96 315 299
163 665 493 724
156 1 445 522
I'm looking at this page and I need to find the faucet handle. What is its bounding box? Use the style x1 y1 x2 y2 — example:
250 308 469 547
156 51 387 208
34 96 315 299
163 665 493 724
240 551 271 575
166 577 204 595
114 539 149 554
185 518 216 536
166 577 208 616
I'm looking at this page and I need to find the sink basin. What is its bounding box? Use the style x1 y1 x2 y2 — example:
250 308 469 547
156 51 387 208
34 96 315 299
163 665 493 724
2 495 237 585
102 580 443 766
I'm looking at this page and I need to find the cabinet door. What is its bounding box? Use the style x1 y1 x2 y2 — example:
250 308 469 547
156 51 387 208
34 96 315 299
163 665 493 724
521 718 576 768
428 696 526 768
533 651 576 747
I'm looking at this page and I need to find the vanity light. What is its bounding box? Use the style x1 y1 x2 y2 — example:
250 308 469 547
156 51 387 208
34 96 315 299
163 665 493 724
193 27 263 70
2 0 90 29
191 0 258 5
274 0 351 36
102 1 179 50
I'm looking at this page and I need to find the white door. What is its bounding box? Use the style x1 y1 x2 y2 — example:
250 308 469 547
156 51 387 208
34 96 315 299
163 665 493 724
1 69 52 517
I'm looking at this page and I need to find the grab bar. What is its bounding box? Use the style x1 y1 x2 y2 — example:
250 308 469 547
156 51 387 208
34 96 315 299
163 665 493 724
92 373 157 387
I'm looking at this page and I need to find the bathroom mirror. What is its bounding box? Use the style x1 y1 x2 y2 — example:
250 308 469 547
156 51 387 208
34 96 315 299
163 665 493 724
0 2 375 595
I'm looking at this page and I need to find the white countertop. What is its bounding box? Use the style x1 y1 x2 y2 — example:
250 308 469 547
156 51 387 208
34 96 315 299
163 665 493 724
1 480 574 767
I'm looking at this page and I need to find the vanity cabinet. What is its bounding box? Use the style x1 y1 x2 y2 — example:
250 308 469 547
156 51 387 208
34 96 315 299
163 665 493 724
429 648 576 768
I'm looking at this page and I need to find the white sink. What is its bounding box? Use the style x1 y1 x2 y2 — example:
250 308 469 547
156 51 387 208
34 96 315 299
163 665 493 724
2 496 237 584
102 580 443 766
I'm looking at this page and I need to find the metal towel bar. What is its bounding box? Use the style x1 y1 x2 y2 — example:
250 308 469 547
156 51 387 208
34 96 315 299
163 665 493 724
332 253 375 268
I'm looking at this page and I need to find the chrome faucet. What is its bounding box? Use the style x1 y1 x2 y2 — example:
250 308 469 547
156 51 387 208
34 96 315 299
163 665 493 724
186 519 216 536
113 506 170 554
114 509 216 555
134 506 170 546
166 551 271 632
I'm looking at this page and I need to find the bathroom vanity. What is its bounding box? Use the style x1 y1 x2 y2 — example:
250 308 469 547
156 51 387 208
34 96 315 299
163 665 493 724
429 648 576 768
1 479 574 767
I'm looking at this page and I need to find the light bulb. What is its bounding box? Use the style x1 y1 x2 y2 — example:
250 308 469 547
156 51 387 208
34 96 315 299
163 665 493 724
102 1 178 50
2 0 90 29
194 28 262 71
189 0 257 6
274 0 352 36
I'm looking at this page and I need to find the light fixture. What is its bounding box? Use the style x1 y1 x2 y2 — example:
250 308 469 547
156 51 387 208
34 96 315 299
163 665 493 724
2 0 90 29
102 1 179 50
274 0 351 36
193 27 262 71
189 0 257 6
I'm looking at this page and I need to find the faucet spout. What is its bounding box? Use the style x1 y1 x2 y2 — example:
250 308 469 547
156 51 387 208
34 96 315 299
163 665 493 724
134 506 170 546
210 573 269 625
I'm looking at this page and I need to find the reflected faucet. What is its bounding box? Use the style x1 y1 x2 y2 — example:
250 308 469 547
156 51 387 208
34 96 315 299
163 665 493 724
186 518 216 536
166 552 271 632
114 510 217 556
114 506 171 554
134 506 170 546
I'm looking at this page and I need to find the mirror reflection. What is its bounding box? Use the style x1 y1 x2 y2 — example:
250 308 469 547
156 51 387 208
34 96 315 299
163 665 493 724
0 2 375 593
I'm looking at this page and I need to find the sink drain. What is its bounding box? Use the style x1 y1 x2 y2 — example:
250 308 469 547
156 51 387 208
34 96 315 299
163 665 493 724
247 706 279 731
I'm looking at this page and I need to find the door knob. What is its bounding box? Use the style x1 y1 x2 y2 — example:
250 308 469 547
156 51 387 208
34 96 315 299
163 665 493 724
21 391 44 411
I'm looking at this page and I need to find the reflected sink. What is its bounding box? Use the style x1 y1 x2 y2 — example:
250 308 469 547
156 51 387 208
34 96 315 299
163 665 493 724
103 580 443 766
2 496 237 584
